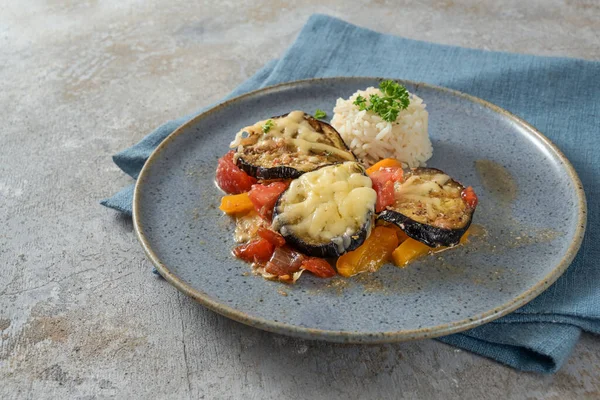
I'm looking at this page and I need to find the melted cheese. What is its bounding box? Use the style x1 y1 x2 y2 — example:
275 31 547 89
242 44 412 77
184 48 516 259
393 170 468 228
273 162 376 248
234 211 266 243
230 111 354 161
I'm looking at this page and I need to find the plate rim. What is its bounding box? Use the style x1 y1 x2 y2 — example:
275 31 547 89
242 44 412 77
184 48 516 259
132 77 587 343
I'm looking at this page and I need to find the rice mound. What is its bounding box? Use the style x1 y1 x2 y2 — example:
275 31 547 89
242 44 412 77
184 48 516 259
331 87 432 168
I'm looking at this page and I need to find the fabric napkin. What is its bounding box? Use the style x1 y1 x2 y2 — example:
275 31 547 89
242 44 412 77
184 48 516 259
102 14 600 373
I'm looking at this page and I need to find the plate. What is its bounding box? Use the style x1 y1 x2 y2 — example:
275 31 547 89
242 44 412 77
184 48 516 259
133 78 586 343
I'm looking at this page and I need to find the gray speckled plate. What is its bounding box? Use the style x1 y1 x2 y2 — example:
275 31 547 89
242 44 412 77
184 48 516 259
133 78 586 343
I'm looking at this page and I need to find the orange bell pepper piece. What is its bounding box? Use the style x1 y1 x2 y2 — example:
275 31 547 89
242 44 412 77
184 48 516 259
392 238 431 267
392 228 471 267
219 192 254 215
366 158 403 175
385 223 410 244
336 226 399 277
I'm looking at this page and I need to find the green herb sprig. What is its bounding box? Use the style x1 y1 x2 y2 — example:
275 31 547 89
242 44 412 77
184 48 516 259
314 109 327 119
353 80 410 122
262 119 274 133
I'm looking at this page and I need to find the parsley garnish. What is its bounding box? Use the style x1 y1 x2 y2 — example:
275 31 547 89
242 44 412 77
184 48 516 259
314 109 327 119
353 80 410 122
354 95 367 109
262 119 274 133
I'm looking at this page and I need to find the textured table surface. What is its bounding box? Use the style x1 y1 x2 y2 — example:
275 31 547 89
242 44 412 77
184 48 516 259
1 1 599 399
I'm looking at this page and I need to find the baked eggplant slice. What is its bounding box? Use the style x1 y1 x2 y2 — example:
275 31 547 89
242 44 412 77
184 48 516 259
378 168 476 247
230 111 356 180
272 162 377 257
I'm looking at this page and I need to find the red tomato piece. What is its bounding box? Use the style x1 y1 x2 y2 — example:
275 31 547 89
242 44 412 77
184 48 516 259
370 167 403 184
376 181 395 213
248 182 289 221
301 257 336 278
461 186 478 208
257 227 286 247
233 238 274 263
370 167 402 213
370 177 395 213
390 167 404 182
215 151 257 194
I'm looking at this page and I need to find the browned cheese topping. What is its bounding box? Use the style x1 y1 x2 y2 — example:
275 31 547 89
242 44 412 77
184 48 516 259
230 111 354 172
392 169 470 230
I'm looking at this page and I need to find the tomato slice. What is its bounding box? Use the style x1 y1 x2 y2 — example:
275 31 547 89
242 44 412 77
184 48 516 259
257 227 286 247
233 238 274 263
301 257 336 278
370 167 402 213
215 151 257 194
248 182 289 221
461 186 478 208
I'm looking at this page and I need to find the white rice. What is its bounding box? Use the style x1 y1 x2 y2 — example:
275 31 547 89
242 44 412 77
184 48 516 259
330 87 432 168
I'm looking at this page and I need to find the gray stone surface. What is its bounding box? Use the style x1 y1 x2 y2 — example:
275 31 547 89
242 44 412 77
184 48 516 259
0 0 598 399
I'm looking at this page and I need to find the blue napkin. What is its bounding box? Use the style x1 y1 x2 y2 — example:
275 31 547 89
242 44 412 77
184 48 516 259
102 15 600 373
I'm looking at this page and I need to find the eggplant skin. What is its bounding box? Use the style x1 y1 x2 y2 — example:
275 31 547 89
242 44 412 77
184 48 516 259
280 213 373 258
234 112 356 180
236 157 304 180
377 167 476 248
378 210 472 248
